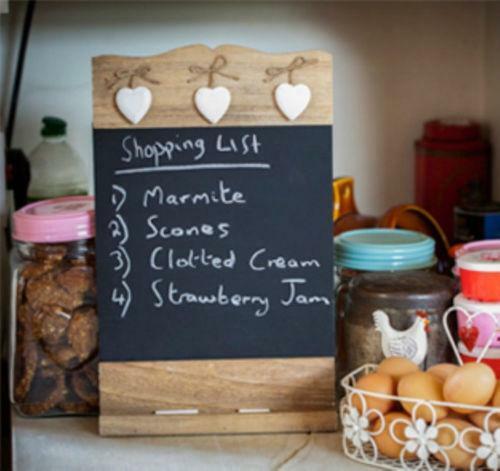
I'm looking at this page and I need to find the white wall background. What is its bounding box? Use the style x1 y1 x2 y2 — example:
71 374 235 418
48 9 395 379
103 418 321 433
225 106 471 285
9 1 492 214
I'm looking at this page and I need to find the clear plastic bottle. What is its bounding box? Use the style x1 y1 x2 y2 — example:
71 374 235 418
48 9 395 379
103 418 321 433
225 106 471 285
28 117 87 201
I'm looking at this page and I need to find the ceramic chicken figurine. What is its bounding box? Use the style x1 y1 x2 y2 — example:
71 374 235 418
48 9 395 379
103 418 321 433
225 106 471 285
372 310 430 365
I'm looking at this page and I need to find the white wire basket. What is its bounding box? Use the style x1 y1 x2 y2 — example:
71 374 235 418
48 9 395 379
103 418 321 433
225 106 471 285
340 364 500 470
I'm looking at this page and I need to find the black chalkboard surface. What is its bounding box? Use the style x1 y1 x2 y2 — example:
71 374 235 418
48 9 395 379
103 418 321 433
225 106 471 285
94 126 333 362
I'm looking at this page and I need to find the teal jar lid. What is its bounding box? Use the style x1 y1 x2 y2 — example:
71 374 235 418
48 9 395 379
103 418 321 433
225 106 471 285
335 228 436 271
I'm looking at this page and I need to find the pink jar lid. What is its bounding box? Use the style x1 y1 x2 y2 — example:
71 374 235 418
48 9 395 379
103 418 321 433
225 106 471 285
456 240 500 259
452 240 500 276
457 250 500 273
12 196 95 243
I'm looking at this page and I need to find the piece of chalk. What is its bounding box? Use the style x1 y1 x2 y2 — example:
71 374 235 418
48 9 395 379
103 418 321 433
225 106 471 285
237 408 271 414
154 409 199 415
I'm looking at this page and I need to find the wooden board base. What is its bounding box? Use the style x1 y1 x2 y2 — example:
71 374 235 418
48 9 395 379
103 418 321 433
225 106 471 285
99 410 337 436
99 357 336 436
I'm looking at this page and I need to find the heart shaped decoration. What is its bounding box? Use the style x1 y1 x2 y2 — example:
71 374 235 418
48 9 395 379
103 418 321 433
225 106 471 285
194 86 231 124
459 325 480 352
443 306 498 365
115 86 152 124
275 83 311 121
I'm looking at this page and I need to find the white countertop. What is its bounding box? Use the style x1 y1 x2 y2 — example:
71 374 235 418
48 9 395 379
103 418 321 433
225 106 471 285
12 413 373 470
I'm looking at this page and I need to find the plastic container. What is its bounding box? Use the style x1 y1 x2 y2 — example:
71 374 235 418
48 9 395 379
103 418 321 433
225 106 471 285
454 294 500 349
457 250 500 302
28 117 87 201
10 196 97 416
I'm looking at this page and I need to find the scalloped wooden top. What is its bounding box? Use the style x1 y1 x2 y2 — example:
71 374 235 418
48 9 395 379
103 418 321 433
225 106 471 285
92 44 333 128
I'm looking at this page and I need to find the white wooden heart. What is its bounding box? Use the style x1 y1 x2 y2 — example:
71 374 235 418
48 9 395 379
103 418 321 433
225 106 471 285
275 83 311 121
115 86 152 124
194 86 231 124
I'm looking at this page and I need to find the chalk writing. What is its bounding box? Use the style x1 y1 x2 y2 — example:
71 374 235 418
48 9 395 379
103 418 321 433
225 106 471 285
94 125 333 361
107 185 132 318
142 180 246 208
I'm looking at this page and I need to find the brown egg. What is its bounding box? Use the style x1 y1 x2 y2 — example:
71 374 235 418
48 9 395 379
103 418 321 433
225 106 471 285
443 363 496 414
378 357 420 383
469 411 500 431
398 372 448 422
434 418 483 469
468 381 500 430
373 412 416 460
446 409 467 420
352 372 396 419
493 380 500 407
427 363 459 383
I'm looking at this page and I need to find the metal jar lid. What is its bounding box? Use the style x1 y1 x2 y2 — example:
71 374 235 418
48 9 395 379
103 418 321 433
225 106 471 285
348 271 456 310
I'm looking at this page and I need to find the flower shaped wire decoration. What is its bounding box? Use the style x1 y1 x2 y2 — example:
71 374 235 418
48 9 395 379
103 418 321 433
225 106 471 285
460 410 500 470
390 402 458 470
340 389 385 465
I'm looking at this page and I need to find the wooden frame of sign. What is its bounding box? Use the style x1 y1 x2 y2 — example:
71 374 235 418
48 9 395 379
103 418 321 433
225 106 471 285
93 45 334 436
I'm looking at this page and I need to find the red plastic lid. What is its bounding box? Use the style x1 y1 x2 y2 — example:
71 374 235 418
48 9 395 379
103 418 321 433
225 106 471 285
424 119 481 141
12 196 95 243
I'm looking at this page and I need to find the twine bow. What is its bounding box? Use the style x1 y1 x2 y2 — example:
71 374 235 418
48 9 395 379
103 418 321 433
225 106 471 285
188 55 239 88
106 65 160 89
264 56 318 84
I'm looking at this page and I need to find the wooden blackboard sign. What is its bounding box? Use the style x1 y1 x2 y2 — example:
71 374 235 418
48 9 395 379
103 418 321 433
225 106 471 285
93 45 335 436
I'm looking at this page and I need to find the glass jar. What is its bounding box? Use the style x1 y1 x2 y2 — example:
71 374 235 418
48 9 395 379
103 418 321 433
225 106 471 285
334 228 438 303
334 229 439 383
10 196 98 416
343 271 455 373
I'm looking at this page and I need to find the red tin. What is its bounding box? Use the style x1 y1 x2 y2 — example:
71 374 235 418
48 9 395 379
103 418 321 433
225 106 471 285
415 119 491 242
